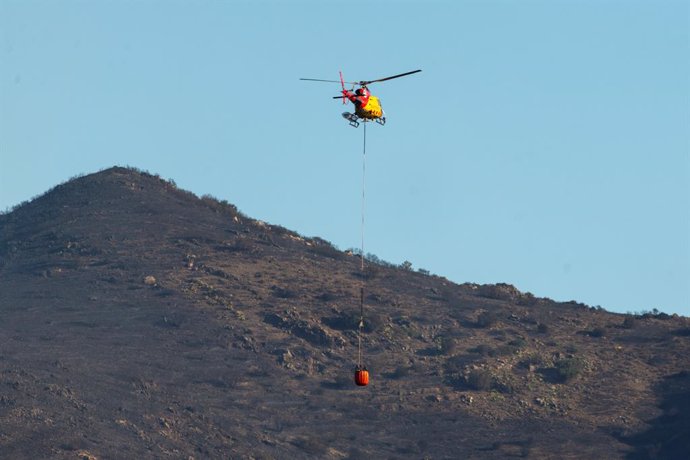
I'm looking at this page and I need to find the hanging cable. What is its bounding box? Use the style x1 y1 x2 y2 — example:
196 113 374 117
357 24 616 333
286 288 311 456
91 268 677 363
357 121 367 369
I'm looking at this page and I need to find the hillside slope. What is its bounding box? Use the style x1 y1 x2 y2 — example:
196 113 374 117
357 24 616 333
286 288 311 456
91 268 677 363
1 167 688 459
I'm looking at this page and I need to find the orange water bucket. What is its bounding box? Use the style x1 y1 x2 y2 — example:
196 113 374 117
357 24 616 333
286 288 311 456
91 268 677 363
354 369 369 386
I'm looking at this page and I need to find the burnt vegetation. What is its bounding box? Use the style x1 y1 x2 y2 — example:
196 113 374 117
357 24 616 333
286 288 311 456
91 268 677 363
0 166 688 459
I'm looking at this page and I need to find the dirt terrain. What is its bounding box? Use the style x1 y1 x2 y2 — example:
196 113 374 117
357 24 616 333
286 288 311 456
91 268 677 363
1 167 688 459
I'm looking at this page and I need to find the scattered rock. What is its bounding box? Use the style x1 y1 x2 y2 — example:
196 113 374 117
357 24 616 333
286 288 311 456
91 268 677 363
143 275 157 286
264 311 345 348
184 254 196 269
278 349 294 368
477 283 522 301
77 451 98 460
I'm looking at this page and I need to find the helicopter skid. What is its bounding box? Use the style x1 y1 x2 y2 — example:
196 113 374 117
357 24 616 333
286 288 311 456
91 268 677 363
342 112 386 128
342 112 360 128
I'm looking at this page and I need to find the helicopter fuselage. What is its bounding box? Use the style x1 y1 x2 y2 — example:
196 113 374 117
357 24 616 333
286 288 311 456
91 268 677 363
343 89 384 120
355 95 383 120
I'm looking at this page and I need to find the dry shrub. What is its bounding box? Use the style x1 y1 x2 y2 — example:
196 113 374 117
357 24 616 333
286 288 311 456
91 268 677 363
362 312 385 333
467 369 493 391
292 437 328 456
439 337 458 355
476 310 499 328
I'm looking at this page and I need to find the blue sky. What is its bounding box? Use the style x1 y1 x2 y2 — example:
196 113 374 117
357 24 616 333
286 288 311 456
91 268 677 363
1 1 688 316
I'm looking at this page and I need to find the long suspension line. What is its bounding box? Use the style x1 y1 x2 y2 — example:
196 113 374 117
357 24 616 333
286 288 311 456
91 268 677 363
358 121 367 369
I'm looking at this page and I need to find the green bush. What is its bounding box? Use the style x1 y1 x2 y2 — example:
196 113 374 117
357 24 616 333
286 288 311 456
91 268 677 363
491 338 527 357
444 355 471 374
310 240 344 260
555 357 584 383
508 337 527 349
322 312 358 331
622 316 636 329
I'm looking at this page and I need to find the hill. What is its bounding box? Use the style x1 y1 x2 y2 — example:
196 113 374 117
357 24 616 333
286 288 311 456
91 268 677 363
1 166 688 459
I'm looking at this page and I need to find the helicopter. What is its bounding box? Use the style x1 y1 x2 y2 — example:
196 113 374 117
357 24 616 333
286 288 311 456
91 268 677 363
300 69 422 127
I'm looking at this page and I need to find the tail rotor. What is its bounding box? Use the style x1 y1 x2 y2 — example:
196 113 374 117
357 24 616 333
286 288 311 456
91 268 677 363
339 71 348 105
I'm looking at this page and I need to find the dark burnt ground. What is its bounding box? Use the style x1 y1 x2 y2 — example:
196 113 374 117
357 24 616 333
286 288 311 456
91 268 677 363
622 370 690 460
1 167 688 459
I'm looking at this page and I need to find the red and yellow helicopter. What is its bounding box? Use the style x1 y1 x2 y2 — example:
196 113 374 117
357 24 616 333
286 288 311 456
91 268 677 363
300 69 422 127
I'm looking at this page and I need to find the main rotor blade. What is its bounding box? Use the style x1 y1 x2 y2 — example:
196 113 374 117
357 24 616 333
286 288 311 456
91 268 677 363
300 78 359 84
360 69 422 86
